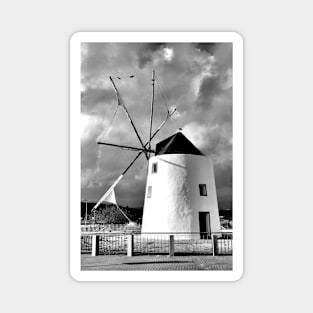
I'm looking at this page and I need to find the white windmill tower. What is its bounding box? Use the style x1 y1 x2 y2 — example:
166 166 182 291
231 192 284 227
141 131 221 237
93 71 221 237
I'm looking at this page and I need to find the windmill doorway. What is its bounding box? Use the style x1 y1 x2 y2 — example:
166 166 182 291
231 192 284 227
199 212 211 239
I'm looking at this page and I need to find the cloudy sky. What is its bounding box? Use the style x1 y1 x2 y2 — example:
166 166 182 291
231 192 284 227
81 42 232 209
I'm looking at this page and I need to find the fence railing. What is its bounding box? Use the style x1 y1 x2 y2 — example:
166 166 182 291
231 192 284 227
80 232 233 256
81 223 141 233
81 235 93 254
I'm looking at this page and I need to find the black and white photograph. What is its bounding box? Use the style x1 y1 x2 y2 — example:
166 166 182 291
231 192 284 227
3 0 313 310
70 32 243 280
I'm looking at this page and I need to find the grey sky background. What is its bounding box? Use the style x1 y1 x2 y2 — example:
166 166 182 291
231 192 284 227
81 42 232 209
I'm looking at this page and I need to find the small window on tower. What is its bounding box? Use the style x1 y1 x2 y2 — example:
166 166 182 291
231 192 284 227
152 162 158 174
199 184 207 196
147 186 152 198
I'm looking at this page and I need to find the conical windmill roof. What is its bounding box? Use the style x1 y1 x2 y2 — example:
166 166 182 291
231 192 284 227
155 132 204 156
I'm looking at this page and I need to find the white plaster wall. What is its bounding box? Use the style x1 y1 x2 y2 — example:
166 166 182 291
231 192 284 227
141 154 221 234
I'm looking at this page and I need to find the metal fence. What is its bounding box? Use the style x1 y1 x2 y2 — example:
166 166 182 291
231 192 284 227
81 235 92 254
81 232 232 256
99 233 128 255
134 234 170 255
172 234 213 255
217 233 233 255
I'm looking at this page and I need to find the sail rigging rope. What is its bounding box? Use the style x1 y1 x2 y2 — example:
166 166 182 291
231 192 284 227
155 75 180 131
94 110 123 207
155 76 170 113
95 102 120 185
97 103 119 142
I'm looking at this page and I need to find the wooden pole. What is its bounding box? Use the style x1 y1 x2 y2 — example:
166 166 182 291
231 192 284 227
127 235 134 257
148 70 155 158
116 204 132 223
169 235 175 257
92 235 100 256
109 76 149 160
97 141 155 153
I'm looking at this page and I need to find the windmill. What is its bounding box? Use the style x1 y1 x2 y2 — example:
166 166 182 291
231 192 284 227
92 71 221 237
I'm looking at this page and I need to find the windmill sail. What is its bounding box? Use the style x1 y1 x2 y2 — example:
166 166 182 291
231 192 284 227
92 174 123 210
100 188 117 205
92 174 133 223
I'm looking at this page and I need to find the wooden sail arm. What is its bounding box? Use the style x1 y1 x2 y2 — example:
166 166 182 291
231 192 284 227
109 76 149 161
148 70 155 158
116 204 133 223
97 141 155 153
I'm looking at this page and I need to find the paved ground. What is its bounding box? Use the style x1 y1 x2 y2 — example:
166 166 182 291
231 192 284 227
81 255 232 271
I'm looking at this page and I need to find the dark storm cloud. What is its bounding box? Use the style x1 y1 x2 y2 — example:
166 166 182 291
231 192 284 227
215 162 232 189
81 42 233 208
215 161 232 211
197 75 221 110
195 43 232 111
194 43 216 54
137 43 165 68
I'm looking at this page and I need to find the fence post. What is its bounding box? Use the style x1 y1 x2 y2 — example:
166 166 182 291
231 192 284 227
169 235 175 257
127 234 134 257
212 235 218 256
92 235 100 256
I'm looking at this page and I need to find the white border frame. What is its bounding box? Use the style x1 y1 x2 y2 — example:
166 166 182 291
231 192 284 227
70 32 243 281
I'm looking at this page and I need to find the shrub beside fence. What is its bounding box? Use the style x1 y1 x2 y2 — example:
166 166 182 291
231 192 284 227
81 232 232 256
